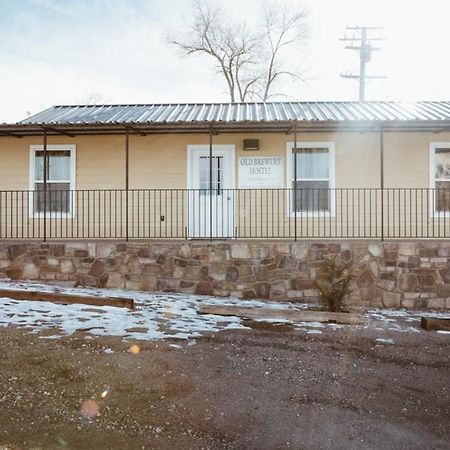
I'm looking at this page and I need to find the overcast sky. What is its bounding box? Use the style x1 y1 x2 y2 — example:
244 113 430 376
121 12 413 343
0 0 449 122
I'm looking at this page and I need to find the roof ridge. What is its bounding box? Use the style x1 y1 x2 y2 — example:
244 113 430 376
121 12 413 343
50 100 450 109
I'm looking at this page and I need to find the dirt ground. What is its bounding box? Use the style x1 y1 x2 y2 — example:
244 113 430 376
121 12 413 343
0 321 449 450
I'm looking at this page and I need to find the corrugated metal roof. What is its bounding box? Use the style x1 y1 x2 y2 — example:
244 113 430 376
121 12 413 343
20 101 450 125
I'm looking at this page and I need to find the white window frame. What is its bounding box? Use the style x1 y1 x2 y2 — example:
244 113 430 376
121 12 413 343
429 142 450 218
286 141 336 217
29 144 76 219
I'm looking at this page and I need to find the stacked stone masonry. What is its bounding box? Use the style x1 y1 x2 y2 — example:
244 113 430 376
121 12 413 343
0 240 450 309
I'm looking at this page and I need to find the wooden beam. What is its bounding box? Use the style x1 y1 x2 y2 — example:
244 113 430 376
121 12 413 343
421 317 450 331
126 125 147 136
42 126 75 137
198 305 364 325
0 288 134 309
0 131 23 139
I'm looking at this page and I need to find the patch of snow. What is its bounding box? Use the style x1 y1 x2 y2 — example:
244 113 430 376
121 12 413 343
436 330 450 335
169 344 183 349
375 338 395 344
0 280 443 343
306 330 322 334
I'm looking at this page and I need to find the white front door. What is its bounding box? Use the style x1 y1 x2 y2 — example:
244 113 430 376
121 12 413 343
187 145 235 238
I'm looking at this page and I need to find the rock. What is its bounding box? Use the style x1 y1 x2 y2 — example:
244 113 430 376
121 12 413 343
7 244 27 261
22 263 39 279
125 280 142 291
226 266 239 282
439 268 450 284
436 284 450 298
96 244 115 259
242 289 256 299
66 242 88 251
254 282 270 298
60 259 75 274
356 270 374 288
88 243 96 258
398 243 416 256
368 244 381 257
49 244 65 257
275 243 290 254
174 258 188 268
369 260 379 278
291 278 315 290
177 244 192 260
291 243 308 260
0 260 10 269
6 266 22 279
89 260 106 278
209 271 226 282
278 255 296 269
195 281 214 296
142 275 158 291
270 282 286 297
231 243 251 259
382 291 401 308
416 271 436 291
398 273 417 292
41 271 56 280
106 272 124 289
77 274 99 287
437 244 450 257
183 266 204 281
428 298 445 309
143 264 161 274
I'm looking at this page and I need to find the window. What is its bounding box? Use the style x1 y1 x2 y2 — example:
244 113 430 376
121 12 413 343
430 143 450 214
286 142 335 216
29 145 76 217
199 156 222 195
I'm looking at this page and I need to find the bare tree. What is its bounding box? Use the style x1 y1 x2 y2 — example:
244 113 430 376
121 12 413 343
169 0 308 102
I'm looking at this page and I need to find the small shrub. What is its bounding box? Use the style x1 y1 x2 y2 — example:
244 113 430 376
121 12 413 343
315 257 354 312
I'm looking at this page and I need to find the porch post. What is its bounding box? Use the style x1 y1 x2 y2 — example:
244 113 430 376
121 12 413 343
125 127 129 241
293 123 298 241
43 129 47 242
209 125 213 241
380 126 384 241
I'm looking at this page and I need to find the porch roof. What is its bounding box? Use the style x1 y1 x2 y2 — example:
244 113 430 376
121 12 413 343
2 101 450 136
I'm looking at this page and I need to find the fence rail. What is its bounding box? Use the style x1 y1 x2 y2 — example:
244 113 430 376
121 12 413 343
0 188 449 240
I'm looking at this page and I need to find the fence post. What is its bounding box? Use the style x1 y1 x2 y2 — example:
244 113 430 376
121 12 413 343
380 127 384 241
43 129 47 242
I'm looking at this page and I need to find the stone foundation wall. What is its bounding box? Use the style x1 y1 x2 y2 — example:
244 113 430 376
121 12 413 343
1 240 450 309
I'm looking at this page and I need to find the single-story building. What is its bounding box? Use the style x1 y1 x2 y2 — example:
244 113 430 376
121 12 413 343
0 101 449 241
2 101 450 306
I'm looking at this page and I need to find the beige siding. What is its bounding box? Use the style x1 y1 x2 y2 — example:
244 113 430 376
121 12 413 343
0 131 383 190
1 130 450 239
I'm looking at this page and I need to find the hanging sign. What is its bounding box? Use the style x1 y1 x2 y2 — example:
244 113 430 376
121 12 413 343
238 156 284 188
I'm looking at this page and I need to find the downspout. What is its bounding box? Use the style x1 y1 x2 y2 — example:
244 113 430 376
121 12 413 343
125 127 129 241
43 129 47 242
294 123 298 242
380 125 384 241
209 125 213 241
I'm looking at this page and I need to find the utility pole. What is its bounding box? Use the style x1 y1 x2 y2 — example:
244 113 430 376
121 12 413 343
340 26 386 101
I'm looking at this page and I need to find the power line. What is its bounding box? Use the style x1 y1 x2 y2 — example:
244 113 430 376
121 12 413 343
340 26 386 101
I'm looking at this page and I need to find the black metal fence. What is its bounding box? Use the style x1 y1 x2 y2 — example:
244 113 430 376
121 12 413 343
0 188 450 240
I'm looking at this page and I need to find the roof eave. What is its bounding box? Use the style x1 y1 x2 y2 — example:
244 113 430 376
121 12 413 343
0 120 450 137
